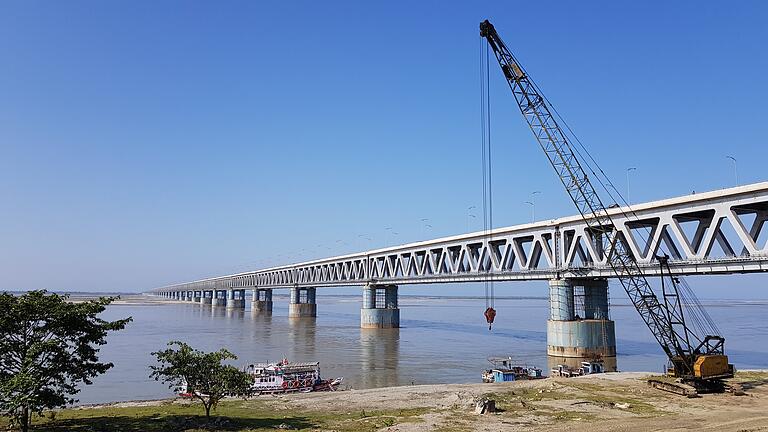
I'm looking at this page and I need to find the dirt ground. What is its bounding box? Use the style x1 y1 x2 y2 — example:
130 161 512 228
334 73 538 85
272 371 768 431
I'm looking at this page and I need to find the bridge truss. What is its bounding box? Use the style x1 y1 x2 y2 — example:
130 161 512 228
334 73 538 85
155 182 768 293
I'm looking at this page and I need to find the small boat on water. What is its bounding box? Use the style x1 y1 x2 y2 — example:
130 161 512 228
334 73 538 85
246 359 343 394
482 356 544 383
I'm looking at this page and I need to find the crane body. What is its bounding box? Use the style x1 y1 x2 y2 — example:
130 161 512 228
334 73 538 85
479 20 732 393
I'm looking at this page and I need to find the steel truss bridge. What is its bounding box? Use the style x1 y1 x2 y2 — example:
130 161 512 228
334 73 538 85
154 182 768 294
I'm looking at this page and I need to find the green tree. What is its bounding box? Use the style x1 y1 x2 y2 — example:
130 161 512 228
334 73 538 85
150 341 252 417
0 290 131 432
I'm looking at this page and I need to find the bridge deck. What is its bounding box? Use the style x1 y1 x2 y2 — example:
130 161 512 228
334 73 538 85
154 182 768 292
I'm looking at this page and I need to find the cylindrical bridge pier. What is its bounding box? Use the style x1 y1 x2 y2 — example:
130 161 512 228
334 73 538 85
288 287 316 318
226 289 246 309
251 288 273 314
200 290 213 305
361 284 399 328
212 289 227 307
547 278 616 371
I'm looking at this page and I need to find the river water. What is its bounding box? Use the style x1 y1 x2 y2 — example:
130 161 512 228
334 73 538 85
76 293 768 404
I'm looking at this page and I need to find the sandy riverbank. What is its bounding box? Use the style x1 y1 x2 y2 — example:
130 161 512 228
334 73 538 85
278 371 768 431
57 371 768 431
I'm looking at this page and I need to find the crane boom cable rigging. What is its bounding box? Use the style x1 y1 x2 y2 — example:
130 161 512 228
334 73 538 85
480 35 496 328
479 20 731 383
525 55 717 340
551 97 717 337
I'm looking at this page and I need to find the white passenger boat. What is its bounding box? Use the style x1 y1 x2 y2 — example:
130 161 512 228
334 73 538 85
179 359 343 397
246 359 343 394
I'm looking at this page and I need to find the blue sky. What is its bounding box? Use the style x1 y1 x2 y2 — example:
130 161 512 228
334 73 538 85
1 1 766 296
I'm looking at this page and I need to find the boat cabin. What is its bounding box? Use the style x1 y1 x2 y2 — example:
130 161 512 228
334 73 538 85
492 369 517 382
580 361 604 375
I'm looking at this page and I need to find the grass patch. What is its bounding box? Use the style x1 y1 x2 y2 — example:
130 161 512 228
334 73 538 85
0 399 430 432
483 386 572 405
540 408 597 422
562 381 660 415
485 381 659 418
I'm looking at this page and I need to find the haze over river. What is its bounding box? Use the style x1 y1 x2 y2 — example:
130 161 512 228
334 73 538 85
77 292 768 404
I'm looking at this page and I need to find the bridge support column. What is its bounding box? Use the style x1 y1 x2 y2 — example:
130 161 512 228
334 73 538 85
226 289 246 309
547 278 616 372
251 289 273 314
212 290 226 307
200 290 213 305
288 287 316 318
187 291 194 301
361 284 399 328
193 290 202 303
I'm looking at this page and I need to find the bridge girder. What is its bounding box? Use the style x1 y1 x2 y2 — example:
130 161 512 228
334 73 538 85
154 182 768 293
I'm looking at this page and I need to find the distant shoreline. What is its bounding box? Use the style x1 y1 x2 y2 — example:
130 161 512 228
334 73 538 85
6 291 768 307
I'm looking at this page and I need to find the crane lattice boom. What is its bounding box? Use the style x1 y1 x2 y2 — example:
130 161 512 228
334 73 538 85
479 19 728 379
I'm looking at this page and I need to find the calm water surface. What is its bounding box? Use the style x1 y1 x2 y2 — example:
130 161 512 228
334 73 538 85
77 293 768 404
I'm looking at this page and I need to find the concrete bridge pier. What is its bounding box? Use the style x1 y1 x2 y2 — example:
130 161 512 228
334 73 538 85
212 289 227 307
251 288 273 314
226 289 246 309
288 287 316 318
200 290 213 306
193 290 202 303
361 284 400 328
187 291 194 302
547 278 616 372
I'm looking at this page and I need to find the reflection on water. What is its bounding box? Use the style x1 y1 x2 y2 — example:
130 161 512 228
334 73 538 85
226 308 245 320
359 329 400 388
75 295 768 404
211 306 227 319
288 318 317 360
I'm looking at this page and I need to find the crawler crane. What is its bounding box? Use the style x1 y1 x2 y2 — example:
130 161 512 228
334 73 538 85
479 20 733 395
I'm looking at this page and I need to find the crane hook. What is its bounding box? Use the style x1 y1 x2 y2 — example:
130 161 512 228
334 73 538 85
484 307 496 331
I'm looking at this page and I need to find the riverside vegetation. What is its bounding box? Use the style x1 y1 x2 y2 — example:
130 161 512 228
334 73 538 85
0 291 131 432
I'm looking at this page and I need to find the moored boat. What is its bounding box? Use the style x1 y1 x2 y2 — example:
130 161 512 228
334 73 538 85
550 359 605 378
178 359 343 397
246 359 343 394
482 356 544 383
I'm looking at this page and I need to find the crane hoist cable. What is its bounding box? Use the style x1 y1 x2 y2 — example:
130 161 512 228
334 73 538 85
480 36 496 330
